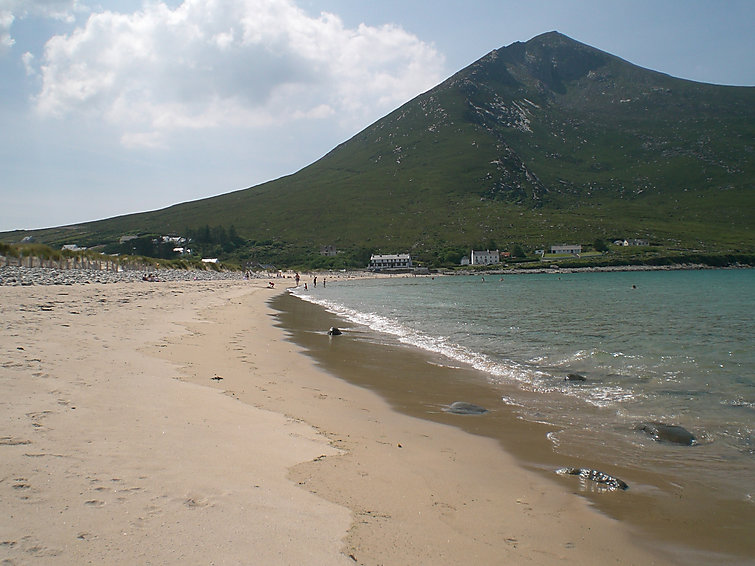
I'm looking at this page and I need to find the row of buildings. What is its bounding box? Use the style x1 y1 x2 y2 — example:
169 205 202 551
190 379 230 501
368 253 413 270
459 245 583 266
370 238 649 270
369 247 575 270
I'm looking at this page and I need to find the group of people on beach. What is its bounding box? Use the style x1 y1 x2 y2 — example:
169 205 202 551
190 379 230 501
260 271 330 290
298 273 325 290
290 272 326 291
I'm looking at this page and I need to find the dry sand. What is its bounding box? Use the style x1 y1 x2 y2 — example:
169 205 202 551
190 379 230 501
1 278 677 564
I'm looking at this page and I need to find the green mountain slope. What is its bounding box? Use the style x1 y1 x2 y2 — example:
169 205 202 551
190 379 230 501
4 31 754 264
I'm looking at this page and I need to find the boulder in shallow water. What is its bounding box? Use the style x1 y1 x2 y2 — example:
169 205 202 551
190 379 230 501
556 467 629 491
444 401 488 415
565 373 587 382
637 422 696 446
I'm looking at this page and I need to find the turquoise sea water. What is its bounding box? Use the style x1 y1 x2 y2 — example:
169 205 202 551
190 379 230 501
292 269 754 502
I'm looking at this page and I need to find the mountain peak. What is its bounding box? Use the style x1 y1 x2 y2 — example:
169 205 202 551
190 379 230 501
527 30 572 43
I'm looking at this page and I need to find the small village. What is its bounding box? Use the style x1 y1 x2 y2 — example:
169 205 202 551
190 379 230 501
2 233 707 278
367 239 651 272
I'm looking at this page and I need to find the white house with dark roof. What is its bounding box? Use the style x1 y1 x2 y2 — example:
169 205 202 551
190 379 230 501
369 253 412 270
614 239 649 247
471 250 500 265
550 244 582 255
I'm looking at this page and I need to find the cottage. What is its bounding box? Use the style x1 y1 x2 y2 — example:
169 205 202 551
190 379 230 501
320 245 338 256
162 235 186 245
471 250 500 265
550 244 582 255
369 254 412 270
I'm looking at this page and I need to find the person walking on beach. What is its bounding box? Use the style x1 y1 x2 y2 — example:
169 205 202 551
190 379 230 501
295 272 300 286
313 276 317 287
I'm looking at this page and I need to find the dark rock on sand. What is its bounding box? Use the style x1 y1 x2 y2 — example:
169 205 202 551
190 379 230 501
638 422 696 445
444 401 488 415
556 467 629 491
327 327 342 335
565 373 586 382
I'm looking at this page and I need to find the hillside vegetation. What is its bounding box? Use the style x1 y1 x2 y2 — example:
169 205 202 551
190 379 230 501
2 32 753 268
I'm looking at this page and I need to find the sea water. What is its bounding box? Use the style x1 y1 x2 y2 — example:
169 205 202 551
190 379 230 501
291 269 754 503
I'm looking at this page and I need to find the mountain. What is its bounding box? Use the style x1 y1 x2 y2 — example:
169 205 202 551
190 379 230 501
3 32 754 266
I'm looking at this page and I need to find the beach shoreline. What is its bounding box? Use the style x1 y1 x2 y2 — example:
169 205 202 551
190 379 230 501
0 276 709 564
2 260 751 290
273 287 754 564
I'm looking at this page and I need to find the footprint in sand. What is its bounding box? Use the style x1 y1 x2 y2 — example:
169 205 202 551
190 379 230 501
0 436 31 446
183 496 210 508
12 478 31 490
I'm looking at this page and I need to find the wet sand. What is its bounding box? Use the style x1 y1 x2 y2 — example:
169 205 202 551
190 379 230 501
0 277 724 564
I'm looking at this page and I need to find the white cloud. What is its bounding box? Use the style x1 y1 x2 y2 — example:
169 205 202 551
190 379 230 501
21 49 34 73
0 10 14 49
31 0 446 147
0 0 80 51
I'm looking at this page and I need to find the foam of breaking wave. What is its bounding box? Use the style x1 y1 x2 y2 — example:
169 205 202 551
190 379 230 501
291 288 639 408
292 289 538 382
291 289 632 407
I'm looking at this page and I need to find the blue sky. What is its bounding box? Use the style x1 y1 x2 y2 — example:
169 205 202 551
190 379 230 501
1 0 753 232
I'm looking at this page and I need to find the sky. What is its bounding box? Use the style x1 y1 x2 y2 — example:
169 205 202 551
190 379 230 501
1 0 753 232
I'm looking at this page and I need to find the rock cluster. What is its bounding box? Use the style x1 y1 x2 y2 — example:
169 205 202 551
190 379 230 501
0 266 245 286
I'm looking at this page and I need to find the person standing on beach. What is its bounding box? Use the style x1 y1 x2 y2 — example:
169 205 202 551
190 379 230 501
313 276 317 287
295 272 300 286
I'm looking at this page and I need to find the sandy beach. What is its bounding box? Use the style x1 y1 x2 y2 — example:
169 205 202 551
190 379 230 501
1 277 681 564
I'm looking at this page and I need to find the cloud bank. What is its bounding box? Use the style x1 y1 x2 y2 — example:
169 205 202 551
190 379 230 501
24 0 445 148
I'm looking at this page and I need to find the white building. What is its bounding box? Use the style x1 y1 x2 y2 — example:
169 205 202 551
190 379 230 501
550 244 582 255
162 235 186 245
471 250 500 265
369 254 412 270
614 239 649 247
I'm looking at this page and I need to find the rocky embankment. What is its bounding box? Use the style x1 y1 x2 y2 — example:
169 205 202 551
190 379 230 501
0 266 246 286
